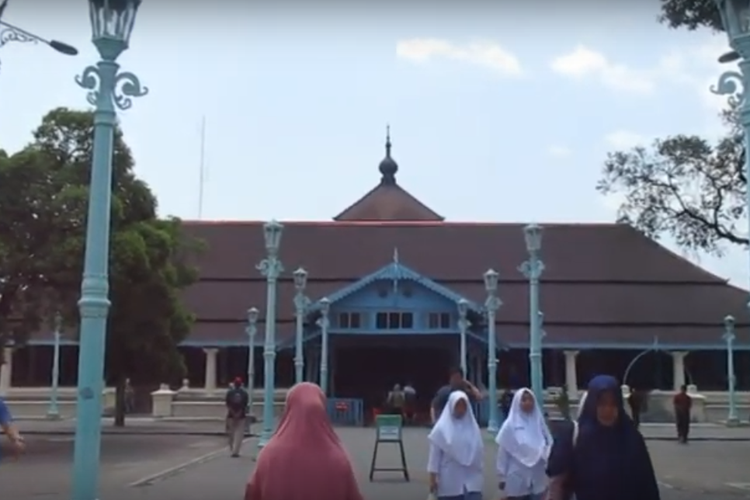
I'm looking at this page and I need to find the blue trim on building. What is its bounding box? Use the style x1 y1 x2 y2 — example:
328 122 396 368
306 258 482 313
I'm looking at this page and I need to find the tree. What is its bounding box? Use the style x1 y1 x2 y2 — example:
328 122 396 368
598 1 746 254
660 0 723 31
0 108 202 426
598 110 746 254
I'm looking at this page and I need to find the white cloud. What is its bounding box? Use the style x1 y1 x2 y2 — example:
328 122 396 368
604 130 648 149
548 145 572 158
396 38 522 76
550 46 656 93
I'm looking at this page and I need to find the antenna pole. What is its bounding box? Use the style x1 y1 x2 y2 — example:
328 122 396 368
198 116 206 219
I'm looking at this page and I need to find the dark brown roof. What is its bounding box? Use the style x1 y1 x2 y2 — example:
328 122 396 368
333 183 444 222
333 132 444 221
179 221 750 347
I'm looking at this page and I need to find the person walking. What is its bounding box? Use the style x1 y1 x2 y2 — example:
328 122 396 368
673 385 692 444
225 377 249 457
386 384 406 417
427 391 484 500
495 388 552 500
546 375 660 500
555 387 571 421
431 367 482 424
245 382 363 500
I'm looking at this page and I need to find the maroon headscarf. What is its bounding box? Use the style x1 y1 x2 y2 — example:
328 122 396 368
245 382 363 500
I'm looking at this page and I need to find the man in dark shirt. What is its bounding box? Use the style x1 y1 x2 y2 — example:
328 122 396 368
225 377 249 457
430 367 482 423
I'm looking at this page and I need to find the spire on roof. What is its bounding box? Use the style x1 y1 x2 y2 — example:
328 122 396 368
379 124 398 185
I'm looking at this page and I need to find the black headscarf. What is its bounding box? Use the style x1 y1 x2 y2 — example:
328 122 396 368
547 375 660 500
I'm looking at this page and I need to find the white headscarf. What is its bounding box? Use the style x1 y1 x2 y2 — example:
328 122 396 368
495 388 552 467
428 390 484 467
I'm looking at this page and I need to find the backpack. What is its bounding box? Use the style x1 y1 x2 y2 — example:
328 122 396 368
227 388 246 414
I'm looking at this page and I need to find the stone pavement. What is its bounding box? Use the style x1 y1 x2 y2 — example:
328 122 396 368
12 417 750 440
13 416 231 435
105 427 750 500
0 433 226 499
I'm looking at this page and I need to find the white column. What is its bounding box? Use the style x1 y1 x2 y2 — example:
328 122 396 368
564 350 579 397
203 348 218 393
672 351 687 391
0 347 13 396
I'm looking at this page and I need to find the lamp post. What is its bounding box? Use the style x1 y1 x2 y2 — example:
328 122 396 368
319 297 330 395
520 223 545 405
257 220 283 448
72 2 147 500
712 1 750 336
47 311 62 420
723 314 740 426
0 0 78 73
293 267 309 385
483 269 501 432
246 307 259 429
457 299 469 376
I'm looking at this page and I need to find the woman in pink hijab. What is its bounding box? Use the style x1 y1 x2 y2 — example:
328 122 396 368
245 382 364 500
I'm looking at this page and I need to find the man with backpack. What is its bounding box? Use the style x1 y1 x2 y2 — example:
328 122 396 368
225 377 249 457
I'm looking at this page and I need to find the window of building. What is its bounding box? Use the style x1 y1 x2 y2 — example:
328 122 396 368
338 312 362 329
428 312 452 329
375 312 414 329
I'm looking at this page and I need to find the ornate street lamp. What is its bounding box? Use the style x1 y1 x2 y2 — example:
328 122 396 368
712 5 750 398
483 269 501 432
47 311 63 420
257 219 283 448
457 298 469 376
246 307 259 431
71 1 147 499
519 223 545 405
319 297 331 395
293 267 309 384
0 0 78 73
723 315 740 426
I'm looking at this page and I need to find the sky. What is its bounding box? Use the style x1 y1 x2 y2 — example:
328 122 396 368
1 0 748 288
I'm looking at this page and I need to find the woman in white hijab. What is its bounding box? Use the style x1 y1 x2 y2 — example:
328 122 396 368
495 388 552 500
427 390 484 500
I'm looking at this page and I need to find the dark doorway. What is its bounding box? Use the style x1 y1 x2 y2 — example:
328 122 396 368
333 336 452 415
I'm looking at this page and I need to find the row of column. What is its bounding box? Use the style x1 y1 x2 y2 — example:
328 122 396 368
563 350 689 394
0 346 693 395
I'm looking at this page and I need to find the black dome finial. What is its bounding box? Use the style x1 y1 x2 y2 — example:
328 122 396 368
379 124 398 185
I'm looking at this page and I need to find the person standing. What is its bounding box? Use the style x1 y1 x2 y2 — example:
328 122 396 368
427 391 484 500
403 382 417 424
245 382 363 500
225 377 249 457
0 396 24 462
628 387 645 430
431 367 482 424
673 385 692 444
496 388 552 500
386 384 406 417
546 375 660 500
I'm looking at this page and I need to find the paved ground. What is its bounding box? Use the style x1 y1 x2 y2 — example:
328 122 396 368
114 428 750 500
4 427 749 499
13 417 750 440
0 433 226 498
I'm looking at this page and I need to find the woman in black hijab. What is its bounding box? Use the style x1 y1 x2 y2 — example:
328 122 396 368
547 374 660 500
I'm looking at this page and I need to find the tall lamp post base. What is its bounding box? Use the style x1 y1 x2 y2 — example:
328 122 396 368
486 420 499 434
725 416 741 427
46 410 61 420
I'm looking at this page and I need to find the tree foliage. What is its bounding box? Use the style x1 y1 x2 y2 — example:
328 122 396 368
599 1 747 254
0 108 202 424
660 0 723 32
